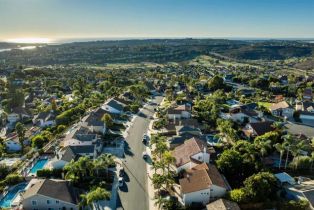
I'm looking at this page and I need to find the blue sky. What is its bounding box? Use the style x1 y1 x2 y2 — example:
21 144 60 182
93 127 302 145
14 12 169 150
0 0 313 41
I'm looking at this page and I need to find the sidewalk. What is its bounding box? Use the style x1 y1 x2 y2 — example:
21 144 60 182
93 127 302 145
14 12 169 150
146 120 158 210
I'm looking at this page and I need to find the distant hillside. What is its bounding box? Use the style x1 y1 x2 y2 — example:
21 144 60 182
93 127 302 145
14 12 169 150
0 39 313 65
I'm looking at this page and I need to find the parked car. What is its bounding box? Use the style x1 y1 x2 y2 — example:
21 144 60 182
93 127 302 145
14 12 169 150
119 167 125 177
142 134 148 143
142 151 149 159
118 177 124 187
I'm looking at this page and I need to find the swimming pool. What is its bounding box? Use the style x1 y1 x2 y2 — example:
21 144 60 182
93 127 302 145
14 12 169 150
29 158 48 175
0 183 27 208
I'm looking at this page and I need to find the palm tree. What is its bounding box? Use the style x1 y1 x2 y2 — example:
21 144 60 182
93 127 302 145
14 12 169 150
154 141 168 159
291 140 306 170
151 174 165 193
15 122 25 152
79 187 111 210
255 139 271 157
163 151 175 175
274 143 285 169
282 134 294 169
154 195 167 210
152 160 166 174
95 153 115 178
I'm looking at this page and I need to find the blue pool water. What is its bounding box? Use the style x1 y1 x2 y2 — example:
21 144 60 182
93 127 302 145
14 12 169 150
0 183 27 208
29 159 48 174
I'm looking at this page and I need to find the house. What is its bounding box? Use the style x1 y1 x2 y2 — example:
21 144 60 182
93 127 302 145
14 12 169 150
237 88 255 97
48 145 96 169
303 88 313 101
168 133 203 149
176 125 202 136
206 198 240 210
21 179 79 210
275 172 296 187
32 111 56 128
167 104 191 120
163 119 200 135
243 121 275 138
172 137 212 173
81 108 107 134
223 74 234 82
284 178 314 209
4 138 22 152
269 101 294 118
279 75 288 85
7 107 31 124
228 106 260 124
102 98 126 114
179 163 229 205
295 101 314 121
62 125 102 152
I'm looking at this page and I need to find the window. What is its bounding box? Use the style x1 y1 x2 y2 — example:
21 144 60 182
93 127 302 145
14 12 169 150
47 200 51 204
48 208 54 210
32 200 37 206
56 200 60 204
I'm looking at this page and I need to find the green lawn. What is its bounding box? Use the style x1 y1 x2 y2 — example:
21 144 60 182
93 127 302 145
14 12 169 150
258 102 272 108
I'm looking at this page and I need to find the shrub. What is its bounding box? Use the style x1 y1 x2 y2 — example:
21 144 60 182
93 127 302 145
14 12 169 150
4 174 24 186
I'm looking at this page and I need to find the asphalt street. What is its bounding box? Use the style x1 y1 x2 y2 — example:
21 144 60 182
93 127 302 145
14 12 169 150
118 95 163 210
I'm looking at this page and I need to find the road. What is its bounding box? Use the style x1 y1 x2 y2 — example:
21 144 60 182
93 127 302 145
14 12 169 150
118 95 163 210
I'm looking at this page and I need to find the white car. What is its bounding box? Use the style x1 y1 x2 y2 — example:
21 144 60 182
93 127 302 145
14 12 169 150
118 177 124 187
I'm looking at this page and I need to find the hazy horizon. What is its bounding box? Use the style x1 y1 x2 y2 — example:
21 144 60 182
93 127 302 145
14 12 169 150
1 0 314 43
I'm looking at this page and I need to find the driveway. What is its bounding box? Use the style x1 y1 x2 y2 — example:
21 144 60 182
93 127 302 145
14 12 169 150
117 96 163 210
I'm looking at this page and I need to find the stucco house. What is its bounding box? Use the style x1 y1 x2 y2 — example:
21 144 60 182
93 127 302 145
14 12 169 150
269 101 294 118
179 163 229 206
81 108 107 135
21 179 79 210
228 106 260 124
167 104 191 120
102 98 126 114
7 107 31 124
172 137 212 173
242 121 275 138
32 111 56 128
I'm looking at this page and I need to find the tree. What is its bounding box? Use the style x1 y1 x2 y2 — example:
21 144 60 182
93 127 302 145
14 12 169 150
154 141 168 159
275 143 285 169
217 119 238 143
15 122 25 152
163 151 175 175
290 140 306 170
216 149 243 182
208 75 224 90
243 172 276 202
228 188 248 203
282 134 294 169
254 138 271 157
31 135 47 149
101 113 113 128
80 187 111 209
64 156 94 183
94 153 115 178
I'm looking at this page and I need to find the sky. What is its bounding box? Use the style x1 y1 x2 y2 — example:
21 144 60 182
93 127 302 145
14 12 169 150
0 0 314 42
